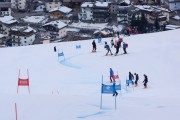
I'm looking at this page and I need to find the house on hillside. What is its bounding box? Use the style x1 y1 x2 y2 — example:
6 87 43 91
49 6 72 20
45 0 62 12
135 5 171 26
93 28 113 37
9 26 36 46
0 16 18 35
93 1 110 23
79 2 93 21
62 0 88 8
168 0 180 11
0 33 6 45
0 2 11 16
43 20 67 40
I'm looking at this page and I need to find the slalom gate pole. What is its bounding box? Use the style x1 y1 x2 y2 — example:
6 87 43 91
115 95 117 110
100 75 103 109
15 103 18 120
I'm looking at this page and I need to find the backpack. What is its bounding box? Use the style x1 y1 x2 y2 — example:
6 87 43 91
126 43 128 48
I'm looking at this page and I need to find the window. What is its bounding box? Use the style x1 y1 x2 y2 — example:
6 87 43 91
24 41 27 43
24 37 26 39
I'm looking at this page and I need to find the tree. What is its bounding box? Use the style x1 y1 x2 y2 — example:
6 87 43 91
154 16 160 31
131 14 136 28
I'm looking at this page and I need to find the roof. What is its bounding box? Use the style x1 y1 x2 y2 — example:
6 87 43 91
43 20 67 29
0 16 18 25
94 1 109 7
22 16 48 24
0 34 5 38
49 6 72 14
0 2 11 8
81 2 93 7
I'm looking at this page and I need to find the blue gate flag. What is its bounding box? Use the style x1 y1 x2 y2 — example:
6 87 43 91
58 52 64 57
115 84 121 90
98 37 102 43
101 84 115 94
76 45 81 49
126 80 133 84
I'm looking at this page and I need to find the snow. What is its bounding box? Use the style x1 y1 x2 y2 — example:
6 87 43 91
95 1 109 7
0 15 17 24
22 16 48 24
43 20 67 29
0 34 5 38
49 6 72 14
0 29 180 120
172 15 180 20
70 22 108 30
81 2 93 8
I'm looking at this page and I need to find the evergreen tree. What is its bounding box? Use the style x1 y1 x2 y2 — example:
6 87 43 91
154 17 160 31
141 12 148 33
131 14 136 28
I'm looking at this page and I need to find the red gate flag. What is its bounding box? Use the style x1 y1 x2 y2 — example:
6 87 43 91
17 69 30 94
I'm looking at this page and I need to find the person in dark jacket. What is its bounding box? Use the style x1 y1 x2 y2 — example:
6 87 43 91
143 74 148 88
111 39 114 48
115 39 121 56
123 42 127 54
54 46 56 52
112 82 118 96
92 40 96 51
104 42 113 55
127 72 134 86
134 73 139 86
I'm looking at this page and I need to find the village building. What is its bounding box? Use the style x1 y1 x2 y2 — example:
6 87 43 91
49 6 72 20
93 1 110 23
168 0 180 11
0 15 18 35
0 1 11 16
9 26 36 46
43 20 68 40
79 2 93 21
45 0 62 12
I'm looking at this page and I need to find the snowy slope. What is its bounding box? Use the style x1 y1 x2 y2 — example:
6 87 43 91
0 29 180 120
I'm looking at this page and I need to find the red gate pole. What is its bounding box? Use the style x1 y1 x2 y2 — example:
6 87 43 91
15 103 18 120
27 69 30 94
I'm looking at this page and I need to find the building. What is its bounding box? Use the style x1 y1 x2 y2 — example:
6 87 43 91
43 20 68 39
93 1 110 23
79 2 93 21
49 6 72 20
168 0 180 11
62 0 88 8
9 26 36 46
45 0 62 12
0 15 18 35
0 1 11 16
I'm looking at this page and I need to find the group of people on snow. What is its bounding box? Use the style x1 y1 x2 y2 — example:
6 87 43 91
91 37 128 56
110 68 148 89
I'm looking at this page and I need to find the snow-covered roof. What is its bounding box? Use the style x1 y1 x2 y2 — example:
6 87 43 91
172 15 180 20
0 34 5 38
120 0 130 5
22 16 48 24
81 2 93 7
11 26 36 33
0 16 17 24
135 5 170 13
43 20 67 29
95 1 109 7
49 6 72 14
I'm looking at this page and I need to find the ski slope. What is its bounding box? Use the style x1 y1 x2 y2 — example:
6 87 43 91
0 29 180 120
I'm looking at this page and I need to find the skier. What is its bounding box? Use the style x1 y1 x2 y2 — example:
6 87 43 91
112 82 118 96
143 74 148 88
111 39 114 48
123 42 127 54
127 72 134 86
92 40 96 52
54 46 56 52
110 68 115 83
114 39 121 56
104 42 113 56
134 73 139 86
